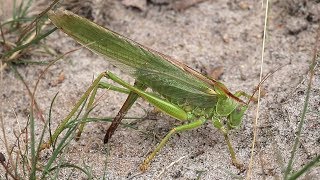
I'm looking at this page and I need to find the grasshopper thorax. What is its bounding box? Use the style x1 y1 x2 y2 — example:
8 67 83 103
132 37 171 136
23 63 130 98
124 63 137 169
211 83 248 130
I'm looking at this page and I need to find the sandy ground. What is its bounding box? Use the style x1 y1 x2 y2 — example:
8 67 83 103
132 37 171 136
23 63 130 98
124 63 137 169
1 0 319 179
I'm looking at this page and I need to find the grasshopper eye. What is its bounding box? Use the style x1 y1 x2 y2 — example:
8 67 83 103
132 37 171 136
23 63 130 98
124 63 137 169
228 105 248 129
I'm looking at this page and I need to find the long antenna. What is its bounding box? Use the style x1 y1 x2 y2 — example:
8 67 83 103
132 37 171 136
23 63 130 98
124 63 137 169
246 65 284 106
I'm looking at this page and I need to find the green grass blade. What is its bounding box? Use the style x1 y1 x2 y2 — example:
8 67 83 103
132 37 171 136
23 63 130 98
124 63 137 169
283 25 319 180
29 94 36 180
49 163 92 178
3 27 57 59
288 155 320 180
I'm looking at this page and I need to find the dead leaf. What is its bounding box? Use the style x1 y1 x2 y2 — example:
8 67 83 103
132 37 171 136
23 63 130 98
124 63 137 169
172 0 208 11
50 72 65 87
238 1 250 10
209 66 224 80
122 0 147 12
149 0 171 4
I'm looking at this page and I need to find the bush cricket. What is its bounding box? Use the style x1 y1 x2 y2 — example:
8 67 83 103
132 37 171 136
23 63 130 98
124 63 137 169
43 9 258 171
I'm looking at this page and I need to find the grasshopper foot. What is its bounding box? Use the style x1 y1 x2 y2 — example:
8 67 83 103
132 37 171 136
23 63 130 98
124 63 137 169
232 159 245 171
139 161 150 172
39 142 50 151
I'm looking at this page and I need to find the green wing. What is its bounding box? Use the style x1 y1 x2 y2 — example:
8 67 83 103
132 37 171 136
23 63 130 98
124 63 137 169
48 9 217 108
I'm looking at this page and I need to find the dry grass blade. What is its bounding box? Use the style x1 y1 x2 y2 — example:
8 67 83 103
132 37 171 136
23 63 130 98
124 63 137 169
246 0 269 179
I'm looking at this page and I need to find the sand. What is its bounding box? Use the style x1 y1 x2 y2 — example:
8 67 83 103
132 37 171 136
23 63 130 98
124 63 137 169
1 0 319 179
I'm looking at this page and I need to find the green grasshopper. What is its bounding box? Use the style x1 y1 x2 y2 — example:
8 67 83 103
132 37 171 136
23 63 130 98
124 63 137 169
44 9 256 171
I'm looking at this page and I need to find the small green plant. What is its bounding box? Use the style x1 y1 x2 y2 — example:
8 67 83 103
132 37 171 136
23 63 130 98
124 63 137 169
0 1 101 179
